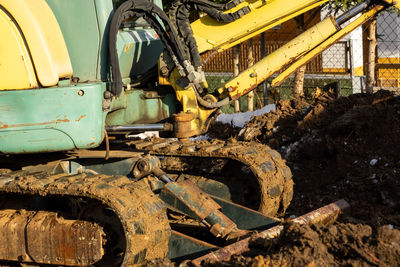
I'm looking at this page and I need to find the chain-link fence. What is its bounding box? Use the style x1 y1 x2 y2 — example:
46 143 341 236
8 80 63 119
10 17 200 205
202 9 400 112
376 11 400 88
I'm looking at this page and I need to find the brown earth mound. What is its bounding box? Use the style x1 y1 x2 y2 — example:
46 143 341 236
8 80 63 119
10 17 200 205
204 223 400 267
204 90 400 266
237 90 400 226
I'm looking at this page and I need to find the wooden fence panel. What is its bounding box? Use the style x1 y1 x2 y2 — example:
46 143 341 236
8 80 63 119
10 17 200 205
201 40 323 74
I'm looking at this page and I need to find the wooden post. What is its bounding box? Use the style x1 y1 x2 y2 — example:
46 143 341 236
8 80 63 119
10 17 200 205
233 45 240 113
293 14 306 98
261 33 268 106
366 18 377 93
247 39 255 111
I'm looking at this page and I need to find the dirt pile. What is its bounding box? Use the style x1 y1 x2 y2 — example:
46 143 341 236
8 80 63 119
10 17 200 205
204 223 400 267
237 90 400 227
202 90 400 266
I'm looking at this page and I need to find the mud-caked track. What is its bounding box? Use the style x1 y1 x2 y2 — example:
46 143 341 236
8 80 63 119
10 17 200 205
123 139 294 216
0 169 170 266
0 139 294 266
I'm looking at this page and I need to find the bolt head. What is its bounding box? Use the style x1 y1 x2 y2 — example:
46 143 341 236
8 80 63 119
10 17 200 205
104 91 113 99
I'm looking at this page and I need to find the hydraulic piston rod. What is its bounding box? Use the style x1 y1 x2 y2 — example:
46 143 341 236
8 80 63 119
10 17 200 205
336 0 372 25
106 123 173 132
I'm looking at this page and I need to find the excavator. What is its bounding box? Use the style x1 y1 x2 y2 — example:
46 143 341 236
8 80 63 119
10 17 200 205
0 0 398 266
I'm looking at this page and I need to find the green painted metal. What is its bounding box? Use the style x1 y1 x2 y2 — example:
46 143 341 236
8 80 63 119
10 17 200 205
2 0 173 154
117 29 163 81
213 197 279 230
66 158 140 176
0 83 106 153
187 178 232 201
159 183 279 230
167 231 217 261
46 0 101 81
46 0 164 83
106 89 176 125
94 0 114 81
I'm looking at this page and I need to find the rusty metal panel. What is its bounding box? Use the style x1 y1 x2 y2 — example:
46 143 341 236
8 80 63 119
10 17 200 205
0 210 104 266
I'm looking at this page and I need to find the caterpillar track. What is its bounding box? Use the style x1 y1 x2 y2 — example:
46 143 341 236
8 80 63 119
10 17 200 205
122 138 294 216
0 169 170 266
0 138 293 266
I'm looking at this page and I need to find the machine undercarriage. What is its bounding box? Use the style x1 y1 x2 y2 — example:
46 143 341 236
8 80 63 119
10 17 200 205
0 0 398 265
0 139 292 265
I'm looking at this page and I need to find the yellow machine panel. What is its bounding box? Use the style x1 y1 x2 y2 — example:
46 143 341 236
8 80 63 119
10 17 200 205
0 8 38 90
0 0 73 88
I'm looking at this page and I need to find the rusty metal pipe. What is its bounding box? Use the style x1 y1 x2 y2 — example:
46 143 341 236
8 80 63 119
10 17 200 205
191 199 350 266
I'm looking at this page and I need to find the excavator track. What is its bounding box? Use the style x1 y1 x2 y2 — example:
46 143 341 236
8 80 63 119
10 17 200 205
120 138 294 216
0 168 170 266
0 138 293 266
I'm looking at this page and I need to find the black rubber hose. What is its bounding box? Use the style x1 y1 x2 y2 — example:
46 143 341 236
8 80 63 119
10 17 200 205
109 0 188 95
176 4 202 67
196 5 250 22
190 0 244 11
193 87 230 109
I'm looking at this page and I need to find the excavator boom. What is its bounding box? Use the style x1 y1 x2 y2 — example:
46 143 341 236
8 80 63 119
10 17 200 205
192 0 330 53
164 0 397 138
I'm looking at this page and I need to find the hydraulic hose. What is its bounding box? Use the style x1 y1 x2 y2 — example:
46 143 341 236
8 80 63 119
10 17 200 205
109 0 188 96
193 87 230 109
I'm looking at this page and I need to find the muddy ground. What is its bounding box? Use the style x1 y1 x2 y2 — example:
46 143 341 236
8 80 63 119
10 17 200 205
204 90 400 266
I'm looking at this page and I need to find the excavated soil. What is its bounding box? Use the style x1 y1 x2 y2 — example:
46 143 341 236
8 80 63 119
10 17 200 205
203 90 400 266
203 223 400 267
237 90 400 226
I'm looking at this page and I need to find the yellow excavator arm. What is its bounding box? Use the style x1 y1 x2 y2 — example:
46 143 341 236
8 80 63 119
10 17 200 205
164 0 397 138
191 0 329 53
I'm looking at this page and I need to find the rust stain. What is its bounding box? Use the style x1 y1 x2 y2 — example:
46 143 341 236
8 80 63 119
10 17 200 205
87 142 96 146
124 43 134 53
0 118 70 129
0 105 12 112
75 115 86 122
28 139 57 143
56 119 70 124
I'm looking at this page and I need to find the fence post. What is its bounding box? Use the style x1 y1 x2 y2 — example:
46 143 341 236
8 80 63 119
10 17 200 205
233 45 240 112
366 18 377 93
261 32 268 106
293 14 306 98
247 39 255 111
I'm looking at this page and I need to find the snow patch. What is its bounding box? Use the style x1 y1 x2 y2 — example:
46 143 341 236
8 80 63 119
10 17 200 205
370 159 378 166
190 135 210 141
127 131 159 139
216 104 276 128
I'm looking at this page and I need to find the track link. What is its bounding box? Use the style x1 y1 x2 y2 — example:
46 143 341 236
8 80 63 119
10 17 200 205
122 138 294 216
0 169 170 266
